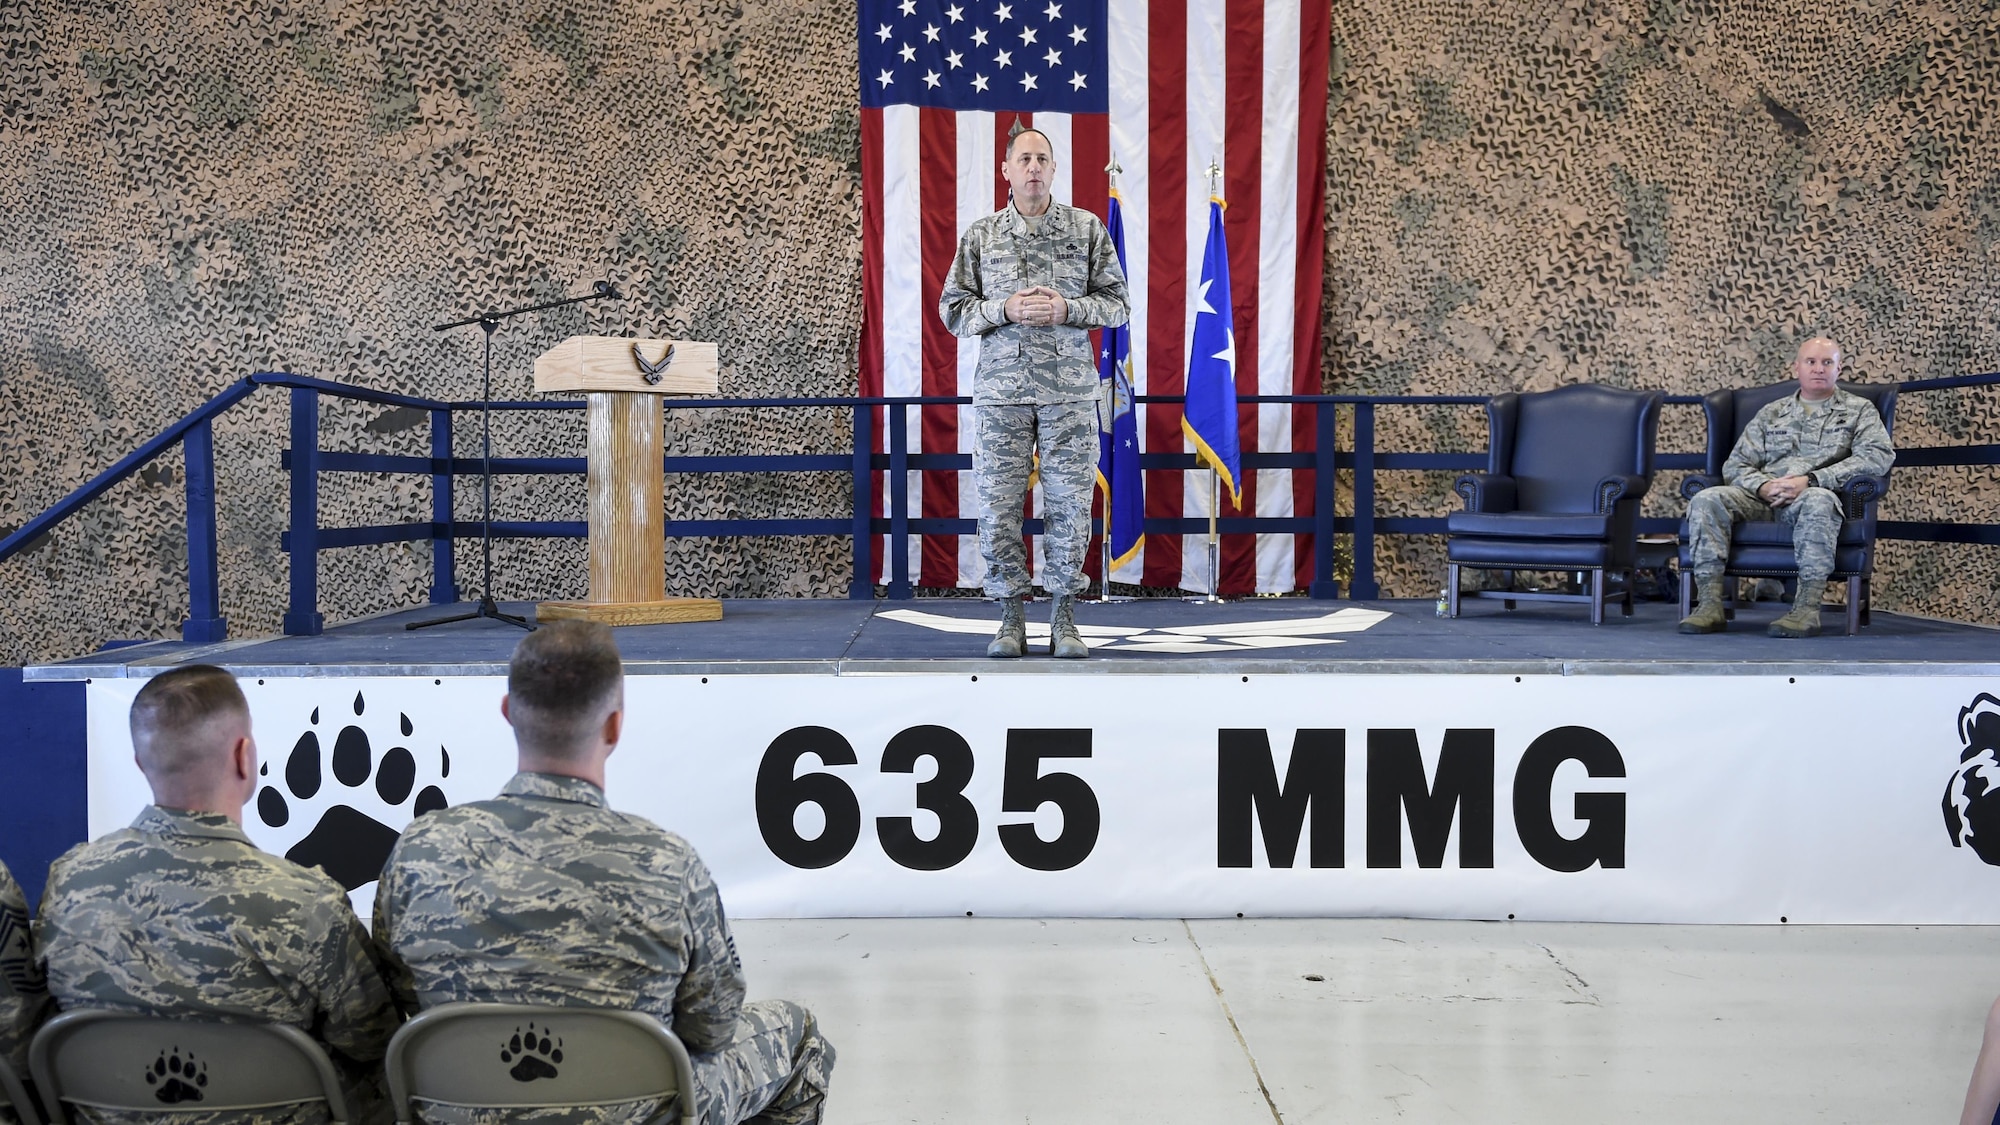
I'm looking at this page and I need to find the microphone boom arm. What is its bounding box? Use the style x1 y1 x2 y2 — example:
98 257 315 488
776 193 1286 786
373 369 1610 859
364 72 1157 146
433 280 624 333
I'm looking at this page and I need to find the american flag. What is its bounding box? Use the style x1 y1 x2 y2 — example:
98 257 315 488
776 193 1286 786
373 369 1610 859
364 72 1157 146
858 0 1329 594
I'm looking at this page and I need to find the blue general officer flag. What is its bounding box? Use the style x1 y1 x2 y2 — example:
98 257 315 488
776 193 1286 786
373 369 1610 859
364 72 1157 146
1182 197 1240 505
1096 187 1143 569
860 0 1109 112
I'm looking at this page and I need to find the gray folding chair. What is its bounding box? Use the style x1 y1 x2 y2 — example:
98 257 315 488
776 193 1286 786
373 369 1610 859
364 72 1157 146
28 1009 349 1125
385 1004 696 1125
0 1055 43 1125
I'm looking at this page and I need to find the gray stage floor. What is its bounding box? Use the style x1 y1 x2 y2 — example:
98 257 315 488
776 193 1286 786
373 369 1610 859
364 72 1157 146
31 595 2000 678
741 916 1996 1124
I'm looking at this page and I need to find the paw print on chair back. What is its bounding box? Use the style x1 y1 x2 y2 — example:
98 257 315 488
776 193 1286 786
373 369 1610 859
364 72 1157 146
143 1047 208 1104
499 1022 565 1082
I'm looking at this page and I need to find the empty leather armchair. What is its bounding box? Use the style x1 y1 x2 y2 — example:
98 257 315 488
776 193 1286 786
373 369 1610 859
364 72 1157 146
1676 380 1897 635
1445 384 1666 624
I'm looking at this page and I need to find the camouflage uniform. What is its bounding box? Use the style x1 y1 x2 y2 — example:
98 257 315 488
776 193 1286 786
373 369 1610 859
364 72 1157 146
1685 388 1895 582
375 772 832 1125
35 808 400 1125
940 200 1130 597
1 860 51 1120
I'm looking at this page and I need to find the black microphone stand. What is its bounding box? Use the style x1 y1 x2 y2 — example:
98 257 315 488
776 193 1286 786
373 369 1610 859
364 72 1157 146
408 281 625 632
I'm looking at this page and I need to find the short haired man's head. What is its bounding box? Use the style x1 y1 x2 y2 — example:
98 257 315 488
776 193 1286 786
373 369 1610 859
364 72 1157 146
505 620 624 761
1003 128 1057 214
130 665 253 809
1793 336 1842 401
1005 127 1054 160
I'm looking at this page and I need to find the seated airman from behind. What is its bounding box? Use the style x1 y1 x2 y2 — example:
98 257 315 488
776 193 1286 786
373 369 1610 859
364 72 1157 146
35 665 400 1124
376 621 834 1125
0 858 51 1123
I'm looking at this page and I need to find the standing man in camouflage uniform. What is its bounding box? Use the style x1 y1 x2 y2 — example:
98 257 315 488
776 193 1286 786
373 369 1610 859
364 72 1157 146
1679 337 1895 637
1 859 50 1120
375 621 833 1125
34 666 400 1124
940 127 1131 659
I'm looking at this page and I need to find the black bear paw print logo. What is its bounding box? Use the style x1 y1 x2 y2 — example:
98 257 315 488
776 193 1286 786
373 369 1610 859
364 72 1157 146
1943 693 2000 864
255 691 450 890
143 1047 207 1104
499 1023 564 1082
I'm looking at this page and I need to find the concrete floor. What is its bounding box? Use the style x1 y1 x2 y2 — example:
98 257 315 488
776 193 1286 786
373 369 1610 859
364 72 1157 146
737 917 2000 1124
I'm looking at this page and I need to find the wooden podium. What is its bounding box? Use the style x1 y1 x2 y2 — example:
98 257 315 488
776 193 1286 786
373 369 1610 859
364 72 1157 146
531 336 725 626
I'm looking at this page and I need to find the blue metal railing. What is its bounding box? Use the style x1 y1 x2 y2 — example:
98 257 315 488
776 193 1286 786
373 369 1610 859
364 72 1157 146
2 371 1995 640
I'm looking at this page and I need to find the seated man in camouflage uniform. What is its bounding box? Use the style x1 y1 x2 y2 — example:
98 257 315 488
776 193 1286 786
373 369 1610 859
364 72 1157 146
375 620 833 1125
1 859 51 1123
35 665 400 1124
1678 336 1896 638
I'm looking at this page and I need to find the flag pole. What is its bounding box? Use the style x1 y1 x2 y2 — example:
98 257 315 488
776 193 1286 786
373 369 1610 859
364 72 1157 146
1201 155 1224 603
1101 154 1127 603
1100 500 1115 602
1205 470 1223 603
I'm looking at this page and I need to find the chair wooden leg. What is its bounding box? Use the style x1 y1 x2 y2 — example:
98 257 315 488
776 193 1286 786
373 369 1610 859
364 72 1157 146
1846 576 1861 635
1621 568 1635 616
1447 563 1461 618
1859 577 1872 627
1590 569 1605 625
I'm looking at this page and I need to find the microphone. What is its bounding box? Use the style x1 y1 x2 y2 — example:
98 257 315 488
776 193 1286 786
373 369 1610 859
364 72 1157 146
594 280 625 300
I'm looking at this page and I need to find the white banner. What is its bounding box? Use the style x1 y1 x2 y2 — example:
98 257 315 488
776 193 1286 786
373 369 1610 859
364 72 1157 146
84 672 2000 924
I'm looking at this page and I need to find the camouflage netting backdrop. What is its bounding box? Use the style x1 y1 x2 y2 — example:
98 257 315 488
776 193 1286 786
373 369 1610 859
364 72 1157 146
1324 0 2000 617
2 0 1996 664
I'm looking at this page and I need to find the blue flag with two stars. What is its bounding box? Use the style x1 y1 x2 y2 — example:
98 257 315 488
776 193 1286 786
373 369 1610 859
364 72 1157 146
1096 187 1143 569
1181 196 1240 504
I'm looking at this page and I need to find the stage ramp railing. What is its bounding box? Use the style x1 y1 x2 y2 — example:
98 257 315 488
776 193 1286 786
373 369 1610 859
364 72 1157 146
1 372 1994 639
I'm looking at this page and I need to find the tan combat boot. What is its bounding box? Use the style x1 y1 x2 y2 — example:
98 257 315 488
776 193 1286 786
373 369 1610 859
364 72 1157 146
987 596 1026 658
1050 595 1089 659
1677 570 1729 634
1766 579 1826 638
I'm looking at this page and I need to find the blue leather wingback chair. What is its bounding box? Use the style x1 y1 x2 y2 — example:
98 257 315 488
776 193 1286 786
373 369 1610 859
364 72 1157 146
1446 384 1665 625
1675 380 1896 635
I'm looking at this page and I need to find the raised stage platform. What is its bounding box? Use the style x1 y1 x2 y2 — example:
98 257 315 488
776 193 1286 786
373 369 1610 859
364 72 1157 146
27 595 2000 679
29 598 2000 928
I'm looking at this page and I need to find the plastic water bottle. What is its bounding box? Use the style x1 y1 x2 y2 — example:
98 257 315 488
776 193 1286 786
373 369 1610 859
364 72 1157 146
1435 588 1450 617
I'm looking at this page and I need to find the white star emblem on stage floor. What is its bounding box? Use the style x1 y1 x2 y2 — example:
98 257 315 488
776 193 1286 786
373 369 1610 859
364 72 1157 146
878 607 1393 652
